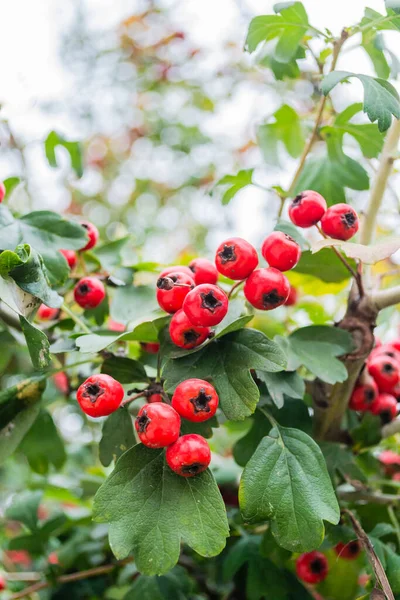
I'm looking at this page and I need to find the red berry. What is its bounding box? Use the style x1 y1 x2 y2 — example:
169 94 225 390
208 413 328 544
335 541 361 560
389 340 400 352
0 575 5 591
391 382 400 401
169 309 211 349
349 381 378 411
370 343 400 364
215 237 258 280
53 372 69 395
108 319 125 332
189 258 218 285
296 551 328 584
37 304 60 321
368 356 400 393
0 182 6 203
5 550 31 567
172 379 218 422
60 249 78 269
77 374 124 417
261 231 301 272
160 265 193 278
74 277 105 309
156 271 195 314
79 221 99 251
141 342 160 354
183 284 228 326
289 191 327 228
379 450 400 466
321 204 359 241
48 552 59 565
166 434 211 477
244 268 290 310
370 393 397 423
285 285 298 306
148 393 163 403
135 403 180 448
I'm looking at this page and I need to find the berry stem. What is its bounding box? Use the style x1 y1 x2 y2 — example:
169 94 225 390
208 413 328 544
62 303 92 335
228 280 245 299
121 390 147 407
388 505 400 550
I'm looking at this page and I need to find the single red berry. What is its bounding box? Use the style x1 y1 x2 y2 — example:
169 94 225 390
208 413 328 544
135 403 180 448
48 552 59 565
37 304 60 321
0 182 5 203
285 285 298 306
215 237 258 280
160 265 193 278
379 450 400 466
321 204 359 241
60 249 78 269
261 231 301 272
391 382 400 401
166 434 211 477
389 340 400 352
108 319 125 332
349 381 378 411
141 342 160 354
189 258 218 285
79 221 99 251
244 268 290 310
172 379 218 422
370 343 400 364
169 309 211 349
74 277 105 309
0 575 5 591
368 355 400 393
370 393 397 423
5 550 31 567
148 393 163 403
289 191 327 228
76 374 124 417
296 551 328 584
53 372 69 395
156 271 195 314
183 284 228 326
335 541 362 560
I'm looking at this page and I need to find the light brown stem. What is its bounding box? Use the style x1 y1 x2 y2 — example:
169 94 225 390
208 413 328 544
372 285 400 310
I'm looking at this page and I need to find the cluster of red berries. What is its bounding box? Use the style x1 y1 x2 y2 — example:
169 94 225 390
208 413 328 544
349 339 400 423
296 541 361 585
76 374 217 478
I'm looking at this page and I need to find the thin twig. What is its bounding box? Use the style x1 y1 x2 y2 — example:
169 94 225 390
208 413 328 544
228 280 245 299
338 490 400 505
388 505 400 550
62 303 91 335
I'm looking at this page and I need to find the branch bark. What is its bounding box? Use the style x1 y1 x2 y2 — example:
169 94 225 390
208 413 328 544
338 490 400 505
372 285 400 310
382 417 400 439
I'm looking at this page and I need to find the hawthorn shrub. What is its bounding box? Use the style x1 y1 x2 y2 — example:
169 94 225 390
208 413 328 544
2 2 400 600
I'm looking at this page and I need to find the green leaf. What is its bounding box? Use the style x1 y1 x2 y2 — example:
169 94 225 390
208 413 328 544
246 3 309 63
99 407 136 467
101 355 149 384
257 370 305 408
239 425 340 552
330 104 385 159
19 316 51 371
362 32 390 78
45 131 83 177
163 329 287 421
351 412 382 448
287 325 353 384
0 244 30 275
124 566 192 600
258 105 305 164
294 249 356 282
19 410 66 474
3 177 21 197
216 170 254 205
111 285 158 325
93 237 130 272
386 0 400 13
321 71 400 132
5 490 42 531
259 46 306 80
320 442 367 483
0 375 46 430
0 402 40 465
93 444 229 574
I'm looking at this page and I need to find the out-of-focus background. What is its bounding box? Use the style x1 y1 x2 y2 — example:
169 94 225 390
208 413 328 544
1 0 399 264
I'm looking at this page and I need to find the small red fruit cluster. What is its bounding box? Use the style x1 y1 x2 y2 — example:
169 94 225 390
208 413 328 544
349 340 400 423
296 541 361 585
76 375 216 478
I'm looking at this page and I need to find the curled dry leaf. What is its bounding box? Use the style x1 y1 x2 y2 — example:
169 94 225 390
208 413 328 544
311 237 400 265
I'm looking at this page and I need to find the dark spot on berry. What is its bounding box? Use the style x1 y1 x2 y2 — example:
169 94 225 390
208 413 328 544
385 351 396 358
157 276 174 290
81 223 89 230
218 244 236 264
310 558 325 574
348 541 360 555
181 462 203 475
341 211 357 229
136 411 150 433
183 329 200 344
200 291 222 313
79 283 89 294
380 410 393 425
190 388 212 413
83 383 104 404
364 388 376 402
292 193 304 206
189 265 196 273
284 233 295 243
382 362 395 374
262 289 284 308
